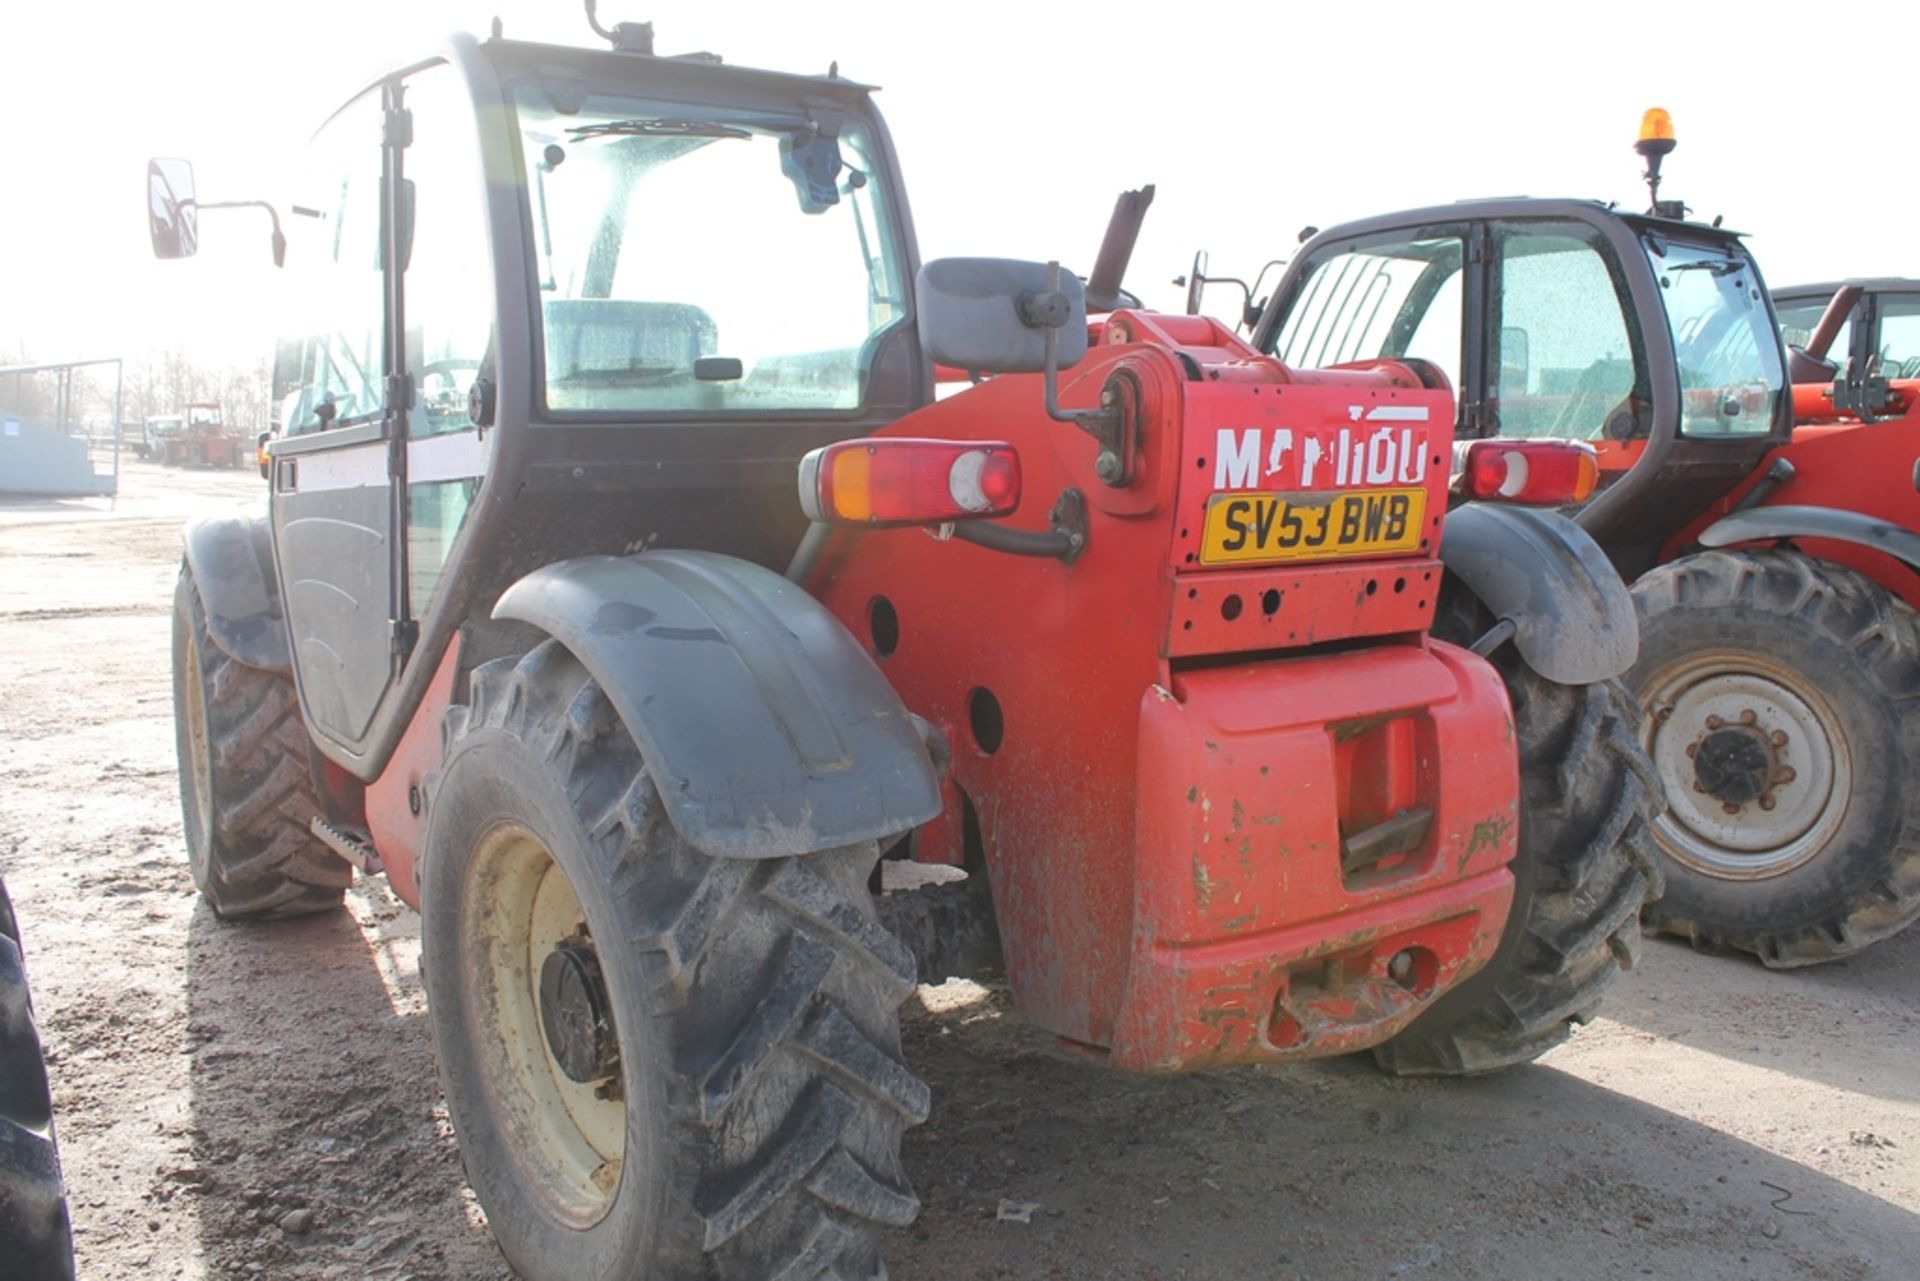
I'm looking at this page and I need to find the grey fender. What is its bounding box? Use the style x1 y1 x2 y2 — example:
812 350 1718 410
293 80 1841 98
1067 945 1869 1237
1438 504 1638 685
1699 504 1920 574
493 551 941 859
182 506 290 672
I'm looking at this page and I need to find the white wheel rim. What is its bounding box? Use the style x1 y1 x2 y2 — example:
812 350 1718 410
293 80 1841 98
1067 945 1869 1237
1640 652 1851 880
467 823 625 1225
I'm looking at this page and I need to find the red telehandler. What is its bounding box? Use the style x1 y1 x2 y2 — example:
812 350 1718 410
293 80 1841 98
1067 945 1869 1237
1234 113 1920 968
149 13 1659 1278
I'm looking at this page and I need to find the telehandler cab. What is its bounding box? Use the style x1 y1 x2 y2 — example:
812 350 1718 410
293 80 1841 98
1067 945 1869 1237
1236 113 1920 969
151 14 1660 1278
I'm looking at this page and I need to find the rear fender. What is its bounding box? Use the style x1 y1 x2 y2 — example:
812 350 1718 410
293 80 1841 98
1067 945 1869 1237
182 506 289 672
1698 504 1920 575
1439 504 1637 685
493 551 941 859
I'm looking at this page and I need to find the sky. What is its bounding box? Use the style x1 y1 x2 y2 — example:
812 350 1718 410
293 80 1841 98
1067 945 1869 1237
2 0 1914 372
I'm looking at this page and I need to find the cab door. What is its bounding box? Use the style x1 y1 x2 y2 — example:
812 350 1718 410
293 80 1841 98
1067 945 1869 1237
268 85 403 752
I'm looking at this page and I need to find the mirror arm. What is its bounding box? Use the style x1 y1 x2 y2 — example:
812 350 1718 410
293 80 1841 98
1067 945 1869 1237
1036 262 1113 429
1031 261 1135 488
195 199 288 267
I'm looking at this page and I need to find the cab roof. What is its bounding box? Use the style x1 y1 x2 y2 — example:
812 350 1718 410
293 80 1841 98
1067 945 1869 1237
1304 197 1748 248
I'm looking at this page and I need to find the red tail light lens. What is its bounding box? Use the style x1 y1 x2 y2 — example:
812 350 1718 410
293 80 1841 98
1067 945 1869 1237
1458 440 1599 505
800 438 1021 526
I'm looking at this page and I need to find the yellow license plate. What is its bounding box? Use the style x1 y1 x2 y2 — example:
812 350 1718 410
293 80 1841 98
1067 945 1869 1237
1200 488 1427 566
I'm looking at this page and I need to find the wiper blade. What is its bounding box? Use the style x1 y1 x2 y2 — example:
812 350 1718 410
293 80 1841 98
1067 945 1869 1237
566 116 819 141
567 118 752 140
1669 259 1747 277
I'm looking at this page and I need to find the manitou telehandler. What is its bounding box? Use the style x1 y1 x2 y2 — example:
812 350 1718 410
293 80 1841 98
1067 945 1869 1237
1234 112 1920 969
149 12 1659 1278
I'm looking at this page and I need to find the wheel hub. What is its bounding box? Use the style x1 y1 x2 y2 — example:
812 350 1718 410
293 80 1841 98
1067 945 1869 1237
1691 724 1774 806
1641 656 1850 880
538 932 619 1084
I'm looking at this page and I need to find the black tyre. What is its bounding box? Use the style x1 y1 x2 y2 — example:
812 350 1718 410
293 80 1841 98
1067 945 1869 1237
0 876 75 1281
423 641 927 1281
173 564 349 919
1629 550 1920 966
1373 589 1665 1076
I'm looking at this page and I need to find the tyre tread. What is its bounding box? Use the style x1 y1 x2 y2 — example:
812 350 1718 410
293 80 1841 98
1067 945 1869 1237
1374 589 1664 1077
175 567 346 920
447 651 924 1279
1631 550 1920 966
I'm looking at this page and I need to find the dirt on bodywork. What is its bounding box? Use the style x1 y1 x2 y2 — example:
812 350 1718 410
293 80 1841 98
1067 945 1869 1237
2 462 1917 1280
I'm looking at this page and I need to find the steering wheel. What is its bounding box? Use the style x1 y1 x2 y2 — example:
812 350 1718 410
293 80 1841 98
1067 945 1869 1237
413 358 486 424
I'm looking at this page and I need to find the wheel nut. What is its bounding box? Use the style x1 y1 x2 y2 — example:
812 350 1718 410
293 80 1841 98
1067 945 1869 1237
1685 743 1698 758
1722 802 1742 815
1739 709 1758 726
1770 730 1788 747
1773 766 1796 785
1758 795 1776 812
1705 714 1725 730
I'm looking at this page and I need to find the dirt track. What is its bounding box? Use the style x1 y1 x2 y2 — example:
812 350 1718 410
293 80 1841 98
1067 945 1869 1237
2 461 1916 1280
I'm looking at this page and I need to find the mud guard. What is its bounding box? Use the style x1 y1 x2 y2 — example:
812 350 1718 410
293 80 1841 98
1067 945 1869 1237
493 551 941 860
181 506 290 672
1438 504 1637 685
1698 504 1920 574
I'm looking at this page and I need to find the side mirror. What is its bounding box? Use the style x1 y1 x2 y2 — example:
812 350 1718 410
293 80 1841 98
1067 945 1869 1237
147 158 198 259
256 432 272 481
1181 250 1209 315
917 258 1088 375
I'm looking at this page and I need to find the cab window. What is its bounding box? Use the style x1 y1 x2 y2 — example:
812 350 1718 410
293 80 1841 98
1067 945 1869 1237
1268 235 1465 397
1646 238 1782 438
274 91 385 435
1490 224 1647 441
402 64 495 613
1876 295 1920 380
1775 297 1849 378
513 85 906 415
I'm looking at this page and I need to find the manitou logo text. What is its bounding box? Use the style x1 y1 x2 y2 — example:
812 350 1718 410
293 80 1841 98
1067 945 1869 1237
1214 407 1433 492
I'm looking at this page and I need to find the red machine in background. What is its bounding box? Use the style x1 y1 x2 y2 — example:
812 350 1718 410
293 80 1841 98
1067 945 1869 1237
1239 115 1920 968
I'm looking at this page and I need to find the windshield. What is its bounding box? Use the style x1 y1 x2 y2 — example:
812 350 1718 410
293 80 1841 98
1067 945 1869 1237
1645 239 1783 437
513 85 906 415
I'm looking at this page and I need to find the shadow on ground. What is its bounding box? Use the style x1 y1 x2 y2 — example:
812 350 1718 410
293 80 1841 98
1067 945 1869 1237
1602 925 1920 1106
892 983 1920 1281
184 884 510 1280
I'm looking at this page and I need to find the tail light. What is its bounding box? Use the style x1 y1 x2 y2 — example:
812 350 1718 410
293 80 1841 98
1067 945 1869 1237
1457 440 1599 505
799 438 1021 527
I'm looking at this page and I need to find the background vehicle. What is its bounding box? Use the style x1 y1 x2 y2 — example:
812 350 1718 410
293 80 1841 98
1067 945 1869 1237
1774 278 1920 415
0 874 76 1281
161 402 249 468
149 14 1658 1279
1242 124 1920 967
139 412 180 460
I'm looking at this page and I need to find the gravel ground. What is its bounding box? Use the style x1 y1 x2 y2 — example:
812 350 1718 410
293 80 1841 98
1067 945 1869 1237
2 461 1915 1280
